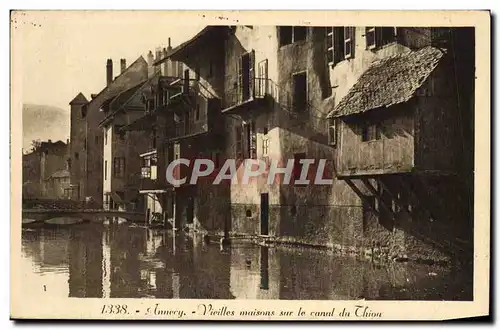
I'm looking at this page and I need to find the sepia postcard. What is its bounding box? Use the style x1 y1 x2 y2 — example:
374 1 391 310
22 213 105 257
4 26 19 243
10 10 490 320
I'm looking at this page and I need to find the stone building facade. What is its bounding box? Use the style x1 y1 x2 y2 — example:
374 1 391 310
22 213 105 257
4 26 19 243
69 57 149 205
326 27 474 262
22 139 70 199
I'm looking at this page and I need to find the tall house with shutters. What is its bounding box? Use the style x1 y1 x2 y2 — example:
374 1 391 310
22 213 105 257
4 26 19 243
326 27 475 262
127 29 231 232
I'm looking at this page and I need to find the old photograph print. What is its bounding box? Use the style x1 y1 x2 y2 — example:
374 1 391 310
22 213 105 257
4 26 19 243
12 10 488 320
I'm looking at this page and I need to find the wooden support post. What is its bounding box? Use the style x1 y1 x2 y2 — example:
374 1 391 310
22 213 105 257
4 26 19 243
345 178 380 217
377 177 411 215
399 179 435 222
360 178 395 220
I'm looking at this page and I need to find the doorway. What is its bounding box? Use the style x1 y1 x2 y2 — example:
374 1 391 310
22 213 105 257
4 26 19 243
241 52 251 101
260 193 269 235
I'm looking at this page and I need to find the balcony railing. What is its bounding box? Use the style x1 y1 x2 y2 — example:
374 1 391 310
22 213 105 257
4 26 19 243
222 77 279 112
171 120 209 140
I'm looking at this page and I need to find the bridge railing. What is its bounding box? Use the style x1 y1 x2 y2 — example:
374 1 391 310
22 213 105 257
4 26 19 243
22 199 99 210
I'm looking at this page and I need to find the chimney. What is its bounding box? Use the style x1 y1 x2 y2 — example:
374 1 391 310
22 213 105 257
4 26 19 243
66 139 69 145
120 59 126 73
106 59 113 85
48 139 52 143
147 50 154 66
167 37 172 51
163 48 169 76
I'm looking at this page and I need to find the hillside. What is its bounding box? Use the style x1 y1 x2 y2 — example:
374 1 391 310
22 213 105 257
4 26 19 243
23 104 70 153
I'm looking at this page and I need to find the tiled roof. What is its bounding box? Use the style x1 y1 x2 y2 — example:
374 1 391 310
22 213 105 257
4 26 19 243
327 46 445 118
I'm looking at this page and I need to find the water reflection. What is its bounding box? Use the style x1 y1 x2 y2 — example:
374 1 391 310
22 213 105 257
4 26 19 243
20 223 472 300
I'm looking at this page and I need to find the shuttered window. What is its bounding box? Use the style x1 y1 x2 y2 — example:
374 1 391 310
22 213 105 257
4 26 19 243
326 27 356 66
366 27 397 49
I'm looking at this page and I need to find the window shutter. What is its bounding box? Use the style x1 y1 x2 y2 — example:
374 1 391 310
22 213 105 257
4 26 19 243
249 50 255 98
237 55 243 104
366 27 376 49
257 59 268 96
344 27 355 59
333 27 344 64
326 27 334 64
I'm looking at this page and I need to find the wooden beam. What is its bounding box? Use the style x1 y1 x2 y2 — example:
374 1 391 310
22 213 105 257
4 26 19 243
377 177 411 215
398 179 436 222
345 178 380 217
360 178 395 220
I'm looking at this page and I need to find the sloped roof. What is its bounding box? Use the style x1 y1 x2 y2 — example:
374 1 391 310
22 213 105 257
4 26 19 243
98 73 160 127
157 26 230 64
109 82 145 112
69 92 88 105
327 46 446 118
87 56 148 108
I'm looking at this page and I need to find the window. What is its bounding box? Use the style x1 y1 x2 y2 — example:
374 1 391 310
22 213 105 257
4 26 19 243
74 152 79 160
279 26 293 46
262 138 270 156
362 123 381 142
246 209 252 217
366 27 397 49
113 157 126 178
235 125 243 158
83 138 87 150
263 126 268 135
344 27 355 59
279 26 307 46
328 119 337 146
246 121 257 159
95 135 99 145
292 72 307 112
114 125 125 140
81 105 87 118
104 160 107 180
293 26 307 41
326 27 355 66
293 153 306 181
141 166 151 178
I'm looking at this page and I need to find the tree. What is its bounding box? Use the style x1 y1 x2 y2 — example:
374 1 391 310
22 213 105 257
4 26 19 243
30 139 42 152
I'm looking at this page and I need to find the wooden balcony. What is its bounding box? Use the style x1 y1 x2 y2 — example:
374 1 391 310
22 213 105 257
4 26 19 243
169 120 209 141
222 77 278 117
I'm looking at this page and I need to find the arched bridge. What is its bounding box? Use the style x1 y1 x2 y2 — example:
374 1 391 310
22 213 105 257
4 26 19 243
22 209 146 226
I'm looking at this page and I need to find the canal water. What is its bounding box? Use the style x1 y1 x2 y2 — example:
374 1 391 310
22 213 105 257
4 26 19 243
20 220 472 300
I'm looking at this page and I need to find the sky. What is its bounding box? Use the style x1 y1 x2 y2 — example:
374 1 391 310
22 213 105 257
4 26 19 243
15 11 205 110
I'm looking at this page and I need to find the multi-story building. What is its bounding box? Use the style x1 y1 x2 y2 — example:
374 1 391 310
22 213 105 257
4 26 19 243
69 56 148 204
127 31 231 231
70 25 474 262
158 25 474 261
98 58 159 211
326 27 474 261
22 139 70 199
